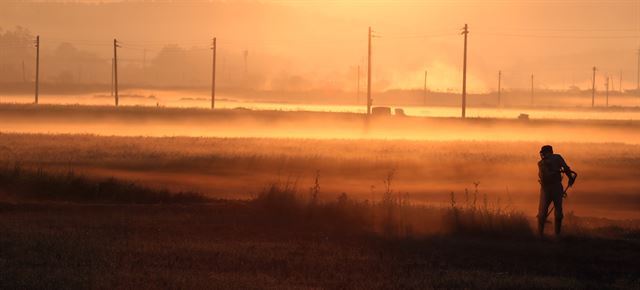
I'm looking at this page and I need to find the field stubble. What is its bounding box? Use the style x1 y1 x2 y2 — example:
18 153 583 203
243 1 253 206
1 132 639 288
0 177 638 289
1 133 638 219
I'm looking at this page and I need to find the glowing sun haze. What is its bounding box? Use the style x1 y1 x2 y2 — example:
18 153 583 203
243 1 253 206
1 0 638 92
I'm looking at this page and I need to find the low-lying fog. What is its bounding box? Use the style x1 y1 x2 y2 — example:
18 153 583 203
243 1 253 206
2 89 640 121
0 102 639 144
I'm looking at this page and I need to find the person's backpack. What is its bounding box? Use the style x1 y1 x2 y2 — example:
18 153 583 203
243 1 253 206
539 158 562 184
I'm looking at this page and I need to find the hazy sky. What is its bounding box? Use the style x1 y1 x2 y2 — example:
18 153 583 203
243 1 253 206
1 0 639 92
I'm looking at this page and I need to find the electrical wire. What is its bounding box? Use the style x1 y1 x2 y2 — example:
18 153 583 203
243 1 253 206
473 32 640 39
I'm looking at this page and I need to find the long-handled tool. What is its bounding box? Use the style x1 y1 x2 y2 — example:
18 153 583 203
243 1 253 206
545 171 578 222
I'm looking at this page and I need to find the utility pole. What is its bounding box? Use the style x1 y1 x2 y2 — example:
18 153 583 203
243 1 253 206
22 60 26 83
619 70 623 93
211 37 217 110
461 24 468 118
35 35 40 104
357 65 360 104
497 70 502 107
592 66 596 107
111 58 114 97
143 49 147 85
367 27 372 115
423 70 427 106
243 50 248 76
637 48 640 90
530 74 534 106
113 38 119 107
611 75 615 91
605 76 609 107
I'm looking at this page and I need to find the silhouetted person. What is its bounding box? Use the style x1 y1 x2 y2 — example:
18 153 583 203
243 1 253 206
537 145 575 237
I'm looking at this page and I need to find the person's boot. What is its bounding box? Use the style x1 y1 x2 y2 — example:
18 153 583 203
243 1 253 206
554 218 562 236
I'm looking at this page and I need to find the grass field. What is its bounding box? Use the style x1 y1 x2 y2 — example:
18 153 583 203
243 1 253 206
1 105 639 288
0 170 638 289
1 132 639 219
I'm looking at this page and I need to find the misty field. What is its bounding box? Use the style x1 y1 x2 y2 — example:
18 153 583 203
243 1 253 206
2 104 640 143
1 114 640 288
1 132 639 219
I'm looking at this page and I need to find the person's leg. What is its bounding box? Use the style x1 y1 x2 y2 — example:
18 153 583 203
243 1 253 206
537 187 551 237
553 183 564 236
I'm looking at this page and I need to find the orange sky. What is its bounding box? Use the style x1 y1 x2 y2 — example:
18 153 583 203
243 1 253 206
1 0 639 92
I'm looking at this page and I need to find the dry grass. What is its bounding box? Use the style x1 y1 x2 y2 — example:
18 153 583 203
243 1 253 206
1 198 638 289
445 185 531 237
1 132 638 221
248 175 532 239
0 164 207 204
0 165 638 288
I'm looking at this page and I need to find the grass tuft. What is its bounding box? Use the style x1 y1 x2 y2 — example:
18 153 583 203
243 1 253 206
250 176 533 238
445 185 532 237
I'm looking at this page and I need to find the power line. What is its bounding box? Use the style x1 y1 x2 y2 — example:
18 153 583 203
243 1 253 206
473 32 640 39
374 32 458 39
477 27 639 32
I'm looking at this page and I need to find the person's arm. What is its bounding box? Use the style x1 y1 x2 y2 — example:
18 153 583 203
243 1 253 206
559 155 577 187
559 155 572 175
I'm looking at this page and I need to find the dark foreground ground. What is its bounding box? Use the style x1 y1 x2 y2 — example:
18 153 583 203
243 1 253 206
1 200 638 289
